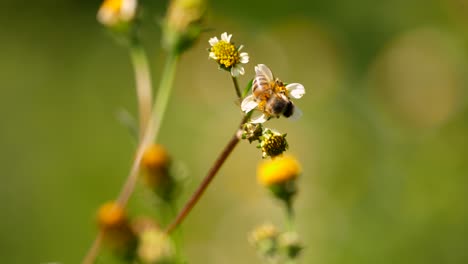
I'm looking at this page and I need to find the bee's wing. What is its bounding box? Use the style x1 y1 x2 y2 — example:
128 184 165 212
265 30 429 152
254 64 273 82
288 104 303 121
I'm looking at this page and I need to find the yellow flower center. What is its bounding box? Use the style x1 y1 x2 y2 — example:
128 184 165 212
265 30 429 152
257 156 301 186
211 41 240 68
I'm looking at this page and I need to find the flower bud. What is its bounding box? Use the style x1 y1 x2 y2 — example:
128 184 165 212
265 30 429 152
249 223 279 259
97 201 137 257
162 0 206 54
279 231 302 259
137 227 175 263
242 123 263 143
141 144 175 201
259 129 288 158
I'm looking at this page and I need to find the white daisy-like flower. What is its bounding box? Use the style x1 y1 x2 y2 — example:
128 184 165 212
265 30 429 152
97 0 137 27
241 64 305 123
208 32 249 77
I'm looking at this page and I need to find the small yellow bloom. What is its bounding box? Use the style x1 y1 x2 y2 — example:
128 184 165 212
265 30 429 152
97 0 137 27
141 144 171 187
257 155 301 187
141 144 176 201
137 228 175 263
163 0 206 53
97 201 136 254
98 201 127 229
209 32 249 76
249 223 279 245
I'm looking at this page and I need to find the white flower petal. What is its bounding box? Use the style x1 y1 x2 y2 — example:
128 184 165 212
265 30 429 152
241 95 258 112
230 67 240 77
286 83 305 99
255 64 273 82
97 9 116 26
221 32 232 42
209 52 217 60
239 52 249 63
121 0 137 21
209 37 219 46
231 65 245 77
238 45 244 51
251 114 269 124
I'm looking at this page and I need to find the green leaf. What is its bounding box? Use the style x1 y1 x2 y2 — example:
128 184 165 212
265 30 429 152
242 78 254 98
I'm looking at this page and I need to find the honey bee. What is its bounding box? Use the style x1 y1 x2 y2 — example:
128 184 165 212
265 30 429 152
251 70 300 119
241 64 305 123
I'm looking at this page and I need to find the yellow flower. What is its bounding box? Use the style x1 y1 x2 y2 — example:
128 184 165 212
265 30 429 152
97 201 136 254
140 144 176 200
98 201 126 229
97 0 137 27
141 144 171 186
257 155 301 187
249 223 279 245
209 32 249 76
163 0 206 53
137 228 175 263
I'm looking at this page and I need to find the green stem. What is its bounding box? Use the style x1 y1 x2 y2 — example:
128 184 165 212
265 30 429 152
117 53 179 206
151 52 179 142
231 76 241 99
83 53 180 264
129 41 153 139
285 199 295 232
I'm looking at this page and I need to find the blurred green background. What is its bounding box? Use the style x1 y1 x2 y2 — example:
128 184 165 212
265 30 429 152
1 0 468 263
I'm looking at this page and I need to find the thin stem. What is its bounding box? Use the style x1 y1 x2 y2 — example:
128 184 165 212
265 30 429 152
82 231 103 264
82 53 180 264
165 117 247 234
118 52 179 206
130 41 153 139
231 76 242 99
285 199 295 232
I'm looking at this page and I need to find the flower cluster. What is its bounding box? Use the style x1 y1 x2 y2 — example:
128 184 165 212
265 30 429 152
91 0 308 259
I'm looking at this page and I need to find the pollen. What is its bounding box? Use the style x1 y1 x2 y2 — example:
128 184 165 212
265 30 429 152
210 41 240 68
257 155 301 187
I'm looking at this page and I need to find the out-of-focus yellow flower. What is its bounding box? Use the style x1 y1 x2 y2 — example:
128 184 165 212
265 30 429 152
140 144 175 201
249 223 279 245
257 155 301 187
141 144 171 185
97 0 137 28
163 0 206 53
279 231 302 259
249 223 280 261
137 227 175 264
97 201 137 255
